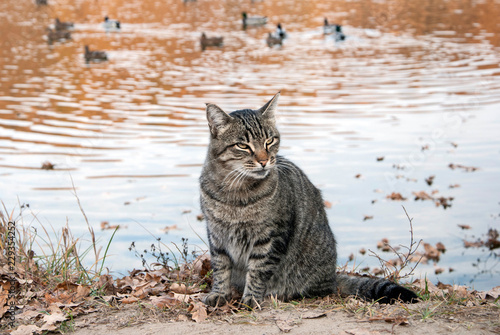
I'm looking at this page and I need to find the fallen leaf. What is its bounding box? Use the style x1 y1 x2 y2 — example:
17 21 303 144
435 242 446 253
301 311 326 319
43 311 67 325
448 163 478 172
423 243 440 261
41 161 55 170
324 201 332 209
122 296 139 304
449 184 460 188
386 192 407 201
376 157 384 161
355 174 362 178
196 214 204 221
425 175 435 186
150 295 182 308
413 191 433 201
359 248 366 255
190 302 207 323
276 318 298 333
11 325 41 335
476 286 500 301
363 215 373 221
458 224 471 230
161 224 178 233
434 267 445 275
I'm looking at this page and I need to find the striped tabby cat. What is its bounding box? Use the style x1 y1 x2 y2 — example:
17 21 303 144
200 93 418 308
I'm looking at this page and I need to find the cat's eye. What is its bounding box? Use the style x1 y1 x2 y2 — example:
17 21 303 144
265 138 275 147
236 143 249 150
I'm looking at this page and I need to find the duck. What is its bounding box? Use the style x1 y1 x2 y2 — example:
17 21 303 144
103 16 121 30
84 45 108 63
266 32 282 47
200 33 223 51
275 23 286 39
47 28 71 44
55 18 74 31
242 12 267 28
323 18 345 41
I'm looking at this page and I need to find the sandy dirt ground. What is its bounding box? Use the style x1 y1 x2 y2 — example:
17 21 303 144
67 301 499 335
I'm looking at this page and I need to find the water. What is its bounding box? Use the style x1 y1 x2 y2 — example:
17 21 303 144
1 0 499 290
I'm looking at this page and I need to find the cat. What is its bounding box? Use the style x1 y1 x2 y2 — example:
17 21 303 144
199 92 418 308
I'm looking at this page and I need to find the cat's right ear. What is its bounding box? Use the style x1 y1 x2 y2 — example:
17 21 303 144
206 103 232 138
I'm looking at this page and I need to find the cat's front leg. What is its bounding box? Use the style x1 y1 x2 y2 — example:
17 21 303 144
204 246 233 307
240 238 283 309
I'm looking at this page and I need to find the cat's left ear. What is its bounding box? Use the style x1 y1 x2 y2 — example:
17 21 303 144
258 92 280 122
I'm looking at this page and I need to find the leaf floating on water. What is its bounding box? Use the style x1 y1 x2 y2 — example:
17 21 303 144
41 161 55 170
413 191 433 201
101 221 122 230
161 224 178 233
448 163 478 172
436 242 446 253
386 192 407 201
458 224 471 230
377 238 391 252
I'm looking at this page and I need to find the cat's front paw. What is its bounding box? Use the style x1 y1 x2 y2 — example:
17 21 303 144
239 295 261 310
203 292 230 307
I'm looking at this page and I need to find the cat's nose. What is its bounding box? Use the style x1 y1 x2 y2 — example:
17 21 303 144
258 159 268 167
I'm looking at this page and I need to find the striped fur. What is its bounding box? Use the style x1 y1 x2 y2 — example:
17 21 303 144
200 93 418 308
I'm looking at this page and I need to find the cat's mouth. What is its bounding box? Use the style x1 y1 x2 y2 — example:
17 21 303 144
250 168 270 179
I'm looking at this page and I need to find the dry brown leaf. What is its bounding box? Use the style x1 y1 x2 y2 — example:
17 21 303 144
363 215 373 221
276 318 297 333
190 302 207 323
435 242 446 253
161 224 178 233
476 286 500 300
301 311 326 319
423 243 440 261
11 325 41 335
122 296 139 304
43 311 67 325
150 295 182 309
458 224 471 230
75 285 91 301
413 191 433 201
386 192 407 201
170 283 188 294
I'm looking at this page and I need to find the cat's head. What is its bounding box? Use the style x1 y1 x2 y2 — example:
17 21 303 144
205 93 280 181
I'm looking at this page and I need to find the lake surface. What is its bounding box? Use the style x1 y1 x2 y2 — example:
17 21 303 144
1 0 499 290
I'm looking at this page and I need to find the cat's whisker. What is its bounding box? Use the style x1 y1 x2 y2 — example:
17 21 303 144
221 167 244 189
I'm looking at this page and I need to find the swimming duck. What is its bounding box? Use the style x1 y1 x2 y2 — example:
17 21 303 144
276 23 287 39
266 32 282 47
242 12 267 28
47 28 71 44
200 33 223 51
324 18 345 41
55 18 74 31
104 16 121 30
84 45 108 63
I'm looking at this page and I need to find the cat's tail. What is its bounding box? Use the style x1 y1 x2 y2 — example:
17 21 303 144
336 273 419 304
